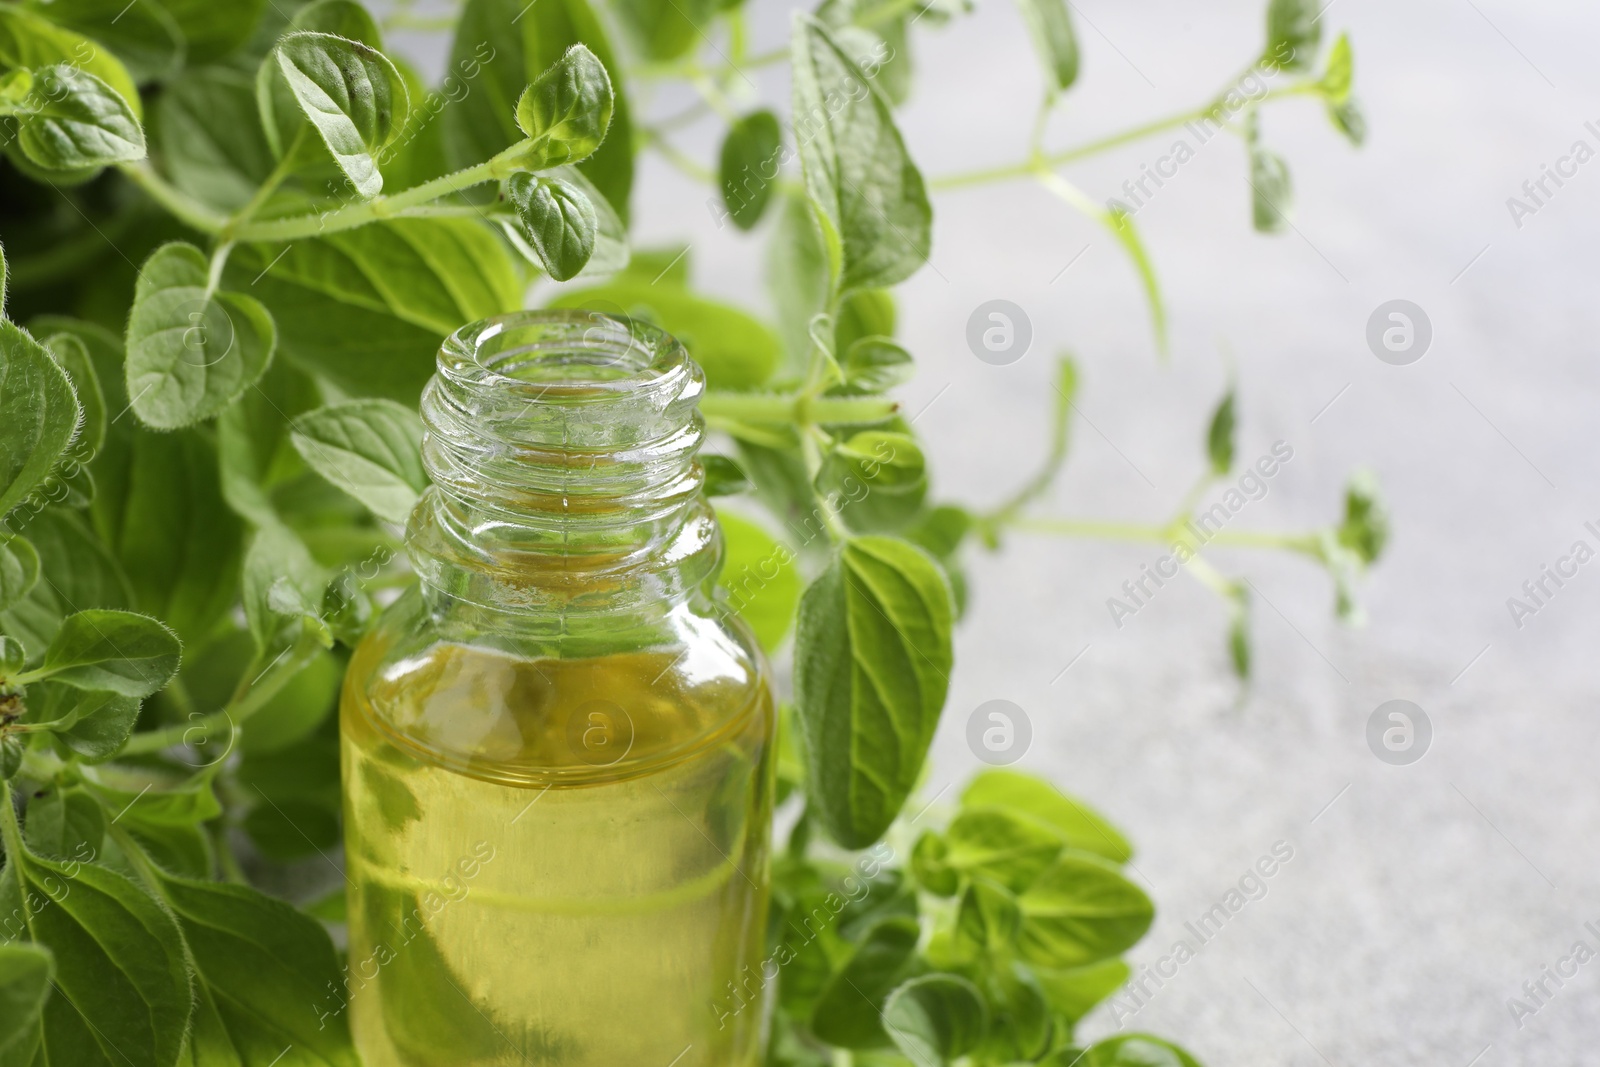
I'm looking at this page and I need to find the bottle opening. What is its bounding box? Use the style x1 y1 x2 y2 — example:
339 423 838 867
409 310 717 613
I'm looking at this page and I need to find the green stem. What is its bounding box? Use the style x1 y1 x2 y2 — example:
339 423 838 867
120 630 322 756
231 155 506 242
0 785 26 871
801 426 848 541
218 132 303 240
117 163 229 232
1012 515 1321 555
644 128 717 185
700 392 897 425
932 82 1321 191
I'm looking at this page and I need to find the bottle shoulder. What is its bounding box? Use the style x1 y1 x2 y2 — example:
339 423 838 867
343 586 773 788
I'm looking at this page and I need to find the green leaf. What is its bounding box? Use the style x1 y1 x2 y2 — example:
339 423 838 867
23 786 105 860
242 522 327 650
513 43 614 168
444 0 634 222
715 506 802 653
0 8 142 117
794 536 953 848
289 399 427 523
821 430 928 535
163 0 268 63
1205 389 1236 474
152 66 276 212
12 64 145 171
125 243 277 430
611 0 717 60
955 878 1022 955
719 109 782 231
1265 0 1321 71
808 917 921 1048
1077 1034 1205 1067
0 235 7 311
978 966 1052 1062
549 282 779 391
837 337 913 394
24 0 184 82
155 873 358 1066
1015 0 1080 94
1247 114 1292 233
0 510 132 654
35 609 180 697
508 173 597 282
0 941 52 1058
0 535 38 612
40 334 103 460
882 974 988 1065
768 193 831 374
1337 469 1388 565
1321 32 1352 102
238 648 341 754
288 0 385 43
85 776 223 828
1328 96 1366 146
1017 852 1154 968
217 360 323 527
1229 602 1252 680
8 847 193 1067
1106 203 1167 353
1033 957 1131 1023
943 807 1064 891
0 320 80 521
701 455 750 497
0 635 24 678
54 688 142 760
230 218 523 404
911 829 959 896
93 430 244 648
790 15 932 293
961 769 1132 864
267 32 409 197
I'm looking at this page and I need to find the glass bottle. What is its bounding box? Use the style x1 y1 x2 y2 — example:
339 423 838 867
339 310 776 1067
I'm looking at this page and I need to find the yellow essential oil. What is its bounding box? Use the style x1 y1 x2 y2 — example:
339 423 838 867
340 312 775 1066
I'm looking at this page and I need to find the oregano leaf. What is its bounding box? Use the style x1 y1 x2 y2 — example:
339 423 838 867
13 64 146 171
794 536 953 847
882 974 988 1065
790 14 932 293
508 173 598 282
125 243 276 430
719 109 782 231
513 43 614 169
0 320 81 521
0 941 52 1058
35 609 181 698
268 31 409 197
1015 0 1080 95
8 847 194 1067
0 534 39 613
290 399 427 523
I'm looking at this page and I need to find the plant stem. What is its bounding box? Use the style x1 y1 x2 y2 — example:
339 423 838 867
700 392 897 425
231 156 507 241
1012 515 1321 555
0 785 26 872
932 82 1321 190
117 163 229 232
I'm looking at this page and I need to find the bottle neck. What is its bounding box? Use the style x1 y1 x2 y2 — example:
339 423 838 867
406 311 718 623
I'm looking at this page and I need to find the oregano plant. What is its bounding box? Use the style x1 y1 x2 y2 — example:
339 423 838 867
0 0 1387 1064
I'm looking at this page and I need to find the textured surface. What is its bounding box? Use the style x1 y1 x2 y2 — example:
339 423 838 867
397 0 1600 1060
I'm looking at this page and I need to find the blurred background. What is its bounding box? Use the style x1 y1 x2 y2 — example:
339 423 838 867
379 0 1596 1061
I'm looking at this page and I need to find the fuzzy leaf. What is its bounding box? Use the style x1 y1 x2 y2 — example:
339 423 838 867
125 243 276 430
